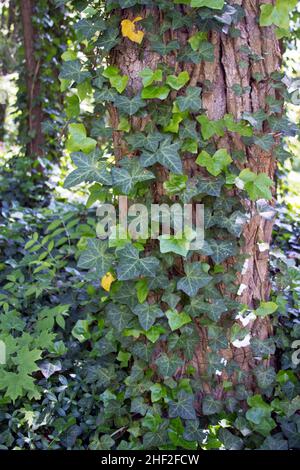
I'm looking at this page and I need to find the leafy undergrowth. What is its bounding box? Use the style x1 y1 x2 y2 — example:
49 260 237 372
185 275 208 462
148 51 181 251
0 187 299 449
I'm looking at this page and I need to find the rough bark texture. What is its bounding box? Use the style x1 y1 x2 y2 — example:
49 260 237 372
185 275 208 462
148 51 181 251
20 0 44 156
109 0 281 394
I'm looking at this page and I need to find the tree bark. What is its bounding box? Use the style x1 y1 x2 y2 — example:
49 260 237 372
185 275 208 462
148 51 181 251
109 0 281 396
20 0 44 156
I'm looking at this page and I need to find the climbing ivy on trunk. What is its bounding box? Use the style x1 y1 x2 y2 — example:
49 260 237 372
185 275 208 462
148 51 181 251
62 0 298 449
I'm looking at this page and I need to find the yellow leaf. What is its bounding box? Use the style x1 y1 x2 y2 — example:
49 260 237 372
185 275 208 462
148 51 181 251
121 17 144 44
101 272 115 292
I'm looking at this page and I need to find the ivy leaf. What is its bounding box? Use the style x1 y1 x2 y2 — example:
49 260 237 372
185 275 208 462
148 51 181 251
166 309 192 331
169 391 197 420
183 420 206 442
159 235 190 257
219 429 243 450
131 342 154 362
166 71 190 90
202 395 223 415
253 134 275 151
196 41 215 62
196 149 232 176
176 87 202 112
103 65 128 93
208 325 228 350
141 137 182 174
260 436 288 451
132 303 163 331
74 18 106 39
255 301 278 318
113 94 146 115
78 239 114 276
209 239 237 263
139 68 163 87
155 353 182 377
59 60 91 84
254 365 276 389
141 85 170 100
135 278 149 303
112 158 155 194
157 137 182 173
96 27 119 52
126 132 163 152
251 338 275 357
163 174 188 195
66 123 97 154
224 114 253 137
197 115 225 140
177 263 212 297
191 0 225 9
94 86 117 102
197 176 224 197
64 150 112 188
260 0 298 31
188 31 208 51
186 297 227 321
116 244 160 281
150 38 180 55
106 303 135 332
238 169 273 201
215 211 248 237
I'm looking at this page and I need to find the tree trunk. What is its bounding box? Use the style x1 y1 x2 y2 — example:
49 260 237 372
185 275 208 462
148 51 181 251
20 0 44 156
109 0 281 398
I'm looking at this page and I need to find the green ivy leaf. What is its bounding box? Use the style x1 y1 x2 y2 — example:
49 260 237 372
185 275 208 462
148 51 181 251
169 391 197 420
209 239 237 263
103 65 129 93
238 169 273 201
112 158 155 194
177 262 212 297
196 149 232 176
260 0 298 31
255 301 278 317
252 134 275 151
176 87 202 112
202 395 223 415
78 239 114 276
188 31 208 51
66 123 97 154
64 150 112 188
106 303 135 332
116 244 160 281
197 115 225 140
135 278 149 304
191 0 224 8
139 68 163 87
132 303 163 331
155 353 182 377
140 137 182 174
163 174 188 195
113 94 146 115
141 85 170 100
218 429 243 450
159 235 190 257
166 71 190 90
197 176 224 197
166 309 192 331
59 60 91 84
